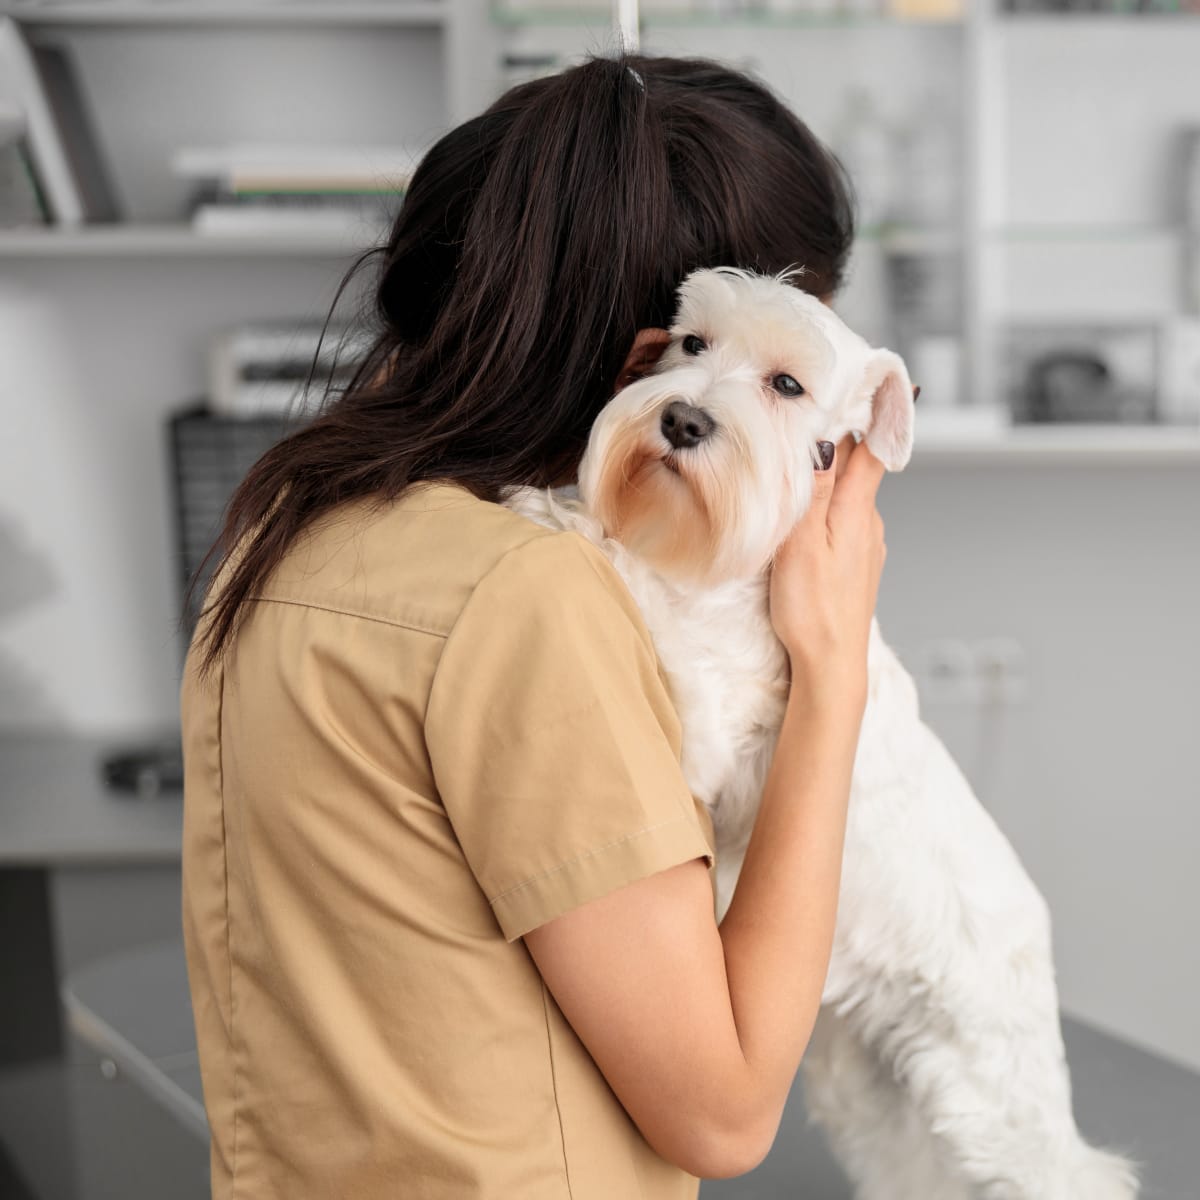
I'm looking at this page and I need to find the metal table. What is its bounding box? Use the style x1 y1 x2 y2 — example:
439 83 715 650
64 939 1200 1199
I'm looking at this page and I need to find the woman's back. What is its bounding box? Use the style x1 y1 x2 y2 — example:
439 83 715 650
181 480 715 1199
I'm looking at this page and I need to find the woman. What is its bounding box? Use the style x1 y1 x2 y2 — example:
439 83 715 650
180 53 887 1199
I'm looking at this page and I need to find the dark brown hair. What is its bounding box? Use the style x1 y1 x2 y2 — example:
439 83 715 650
189 52 855 675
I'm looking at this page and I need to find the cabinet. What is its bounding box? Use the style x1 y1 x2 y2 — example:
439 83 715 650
4 2 1199 443
493 1 1200 444
1 2 1198 738
0 0 498 733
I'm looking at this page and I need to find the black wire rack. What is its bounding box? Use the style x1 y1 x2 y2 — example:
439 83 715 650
166 402 299 640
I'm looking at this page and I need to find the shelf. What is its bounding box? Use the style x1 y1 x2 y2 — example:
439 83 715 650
0 223 382 257
856 225 960 254
911 421 1200 464
15 223 1174 259
14 223 1186 260
987 224 1192 244
0 2 447 27
999 11 1200 24
490 4 961 27
0 223 956 259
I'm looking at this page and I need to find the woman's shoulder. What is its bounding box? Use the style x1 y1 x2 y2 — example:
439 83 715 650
254 480 624 640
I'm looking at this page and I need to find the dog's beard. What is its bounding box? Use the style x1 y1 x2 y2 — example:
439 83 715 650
584 420 786 585
592 428 718 580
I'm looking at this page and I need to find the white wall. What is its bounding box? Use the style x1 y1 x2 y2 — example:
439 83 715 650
996 20 1200 230
0 257 371 732
878 458 1200 1073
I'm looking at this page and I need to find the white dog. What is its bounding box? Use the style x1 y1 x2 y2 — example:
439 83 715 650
505 267 1138 1199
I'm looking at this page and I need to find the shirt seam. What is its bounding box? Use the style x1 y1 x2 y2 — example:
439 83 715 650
422 527 596 729
430 524 576 647
564 537 691 812
212 657 243 1195
540 983 575 1200
568 531 657 656
248 520 562 640
245 593 451 639
488 816 686 904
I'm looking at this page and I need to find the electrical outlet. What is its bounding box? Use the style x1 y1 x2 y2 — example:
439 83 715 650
972 637 1028 705
917 638 976 704
914 636 1028 706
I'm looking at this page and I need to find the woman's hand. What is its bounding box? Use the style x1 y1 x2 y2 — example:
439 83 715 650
768 434 887 707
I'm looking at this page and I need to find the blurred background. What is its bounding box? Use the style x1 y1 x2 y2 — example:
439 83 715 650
1 0 1198 1197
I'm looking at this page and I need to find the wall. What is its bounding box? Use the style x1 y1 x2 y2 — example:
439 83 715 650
0 257 373 732
878 458 1200 1073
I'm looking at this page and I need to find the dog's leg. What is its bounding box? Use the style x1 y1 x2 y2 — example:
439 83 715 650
822 634 1140 1200
871 732 1141 1200
880 1009 1139 1200
809 990 1139 1200
803 1008 972 1200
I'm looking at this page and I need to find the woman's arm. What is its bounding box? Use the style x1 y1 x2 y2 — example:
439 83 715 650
524 437 886 1179
524 689 863 1178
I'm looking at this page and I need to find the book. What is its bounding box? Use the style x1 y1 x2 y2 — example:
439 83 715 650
0 17 84 223
191 203 388 240
0 102 50 226
172 143 423 192
174 142 413 236
31 39 120 222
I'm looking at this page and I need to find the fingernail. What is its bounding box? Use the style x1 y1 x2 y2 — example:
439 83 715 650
817 441 835 471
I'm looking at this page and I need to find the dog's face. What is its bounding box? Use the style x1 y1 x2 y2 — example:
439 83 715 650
577 267 915 585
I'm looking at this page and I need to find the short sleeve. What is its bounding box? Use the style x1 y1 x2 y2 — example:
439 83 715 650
424 530 714 942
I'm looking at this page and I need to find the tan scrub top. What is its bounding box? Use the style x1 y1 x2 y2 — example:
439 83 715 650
180 479 717 1199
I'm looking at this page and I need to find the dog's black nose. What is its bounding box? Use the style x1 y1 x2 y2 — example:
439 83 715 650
661 400 715 449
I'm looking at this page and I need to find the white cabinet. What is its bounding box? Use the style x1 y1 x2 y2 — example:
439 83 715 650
491 2 1200 447
1 1 1197 732
0 3 485 732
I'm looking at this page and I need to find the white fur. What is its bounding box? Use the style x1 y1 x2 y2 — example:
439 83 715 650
503 268 1138 1198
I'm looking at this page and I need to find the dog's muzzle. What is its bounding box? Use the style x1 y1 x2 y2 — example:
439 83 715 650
661 400 716 450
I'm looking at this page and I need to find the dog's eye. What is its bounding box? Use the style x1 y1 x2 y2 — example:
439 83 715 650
682 334 707 356
772 374 805 398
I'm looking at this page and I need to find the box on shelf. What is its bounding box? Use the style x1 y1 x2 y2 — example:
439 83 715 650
0 104 49 227
173 142 419 235
209 322 373 419
1003 324 1161 424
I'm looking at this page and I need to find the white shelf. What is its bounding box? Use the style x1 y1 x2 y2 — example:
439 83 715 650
999 11 1200 25
489 6 961 27
0 223 380 257
855 226 960 255
987 224 1190 245
10 223 1186 261
0 2 447 27
910 421 1200 464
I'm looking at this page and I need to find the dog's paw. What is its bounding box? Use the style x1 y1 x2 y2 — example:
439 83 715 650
1071 1144 1139 1200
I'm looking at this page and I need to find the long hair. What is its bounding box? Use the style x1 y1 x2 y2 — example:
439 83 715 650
188 53 855 676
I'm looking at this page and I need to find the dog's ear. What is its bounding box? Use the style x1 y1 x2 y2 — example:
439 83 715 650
862 348 915 471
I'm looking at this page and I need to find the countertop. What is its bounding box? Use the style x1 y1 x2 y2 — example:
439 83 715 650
65 939 1200 1200
0 733 183 865
14 734 1200 1195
